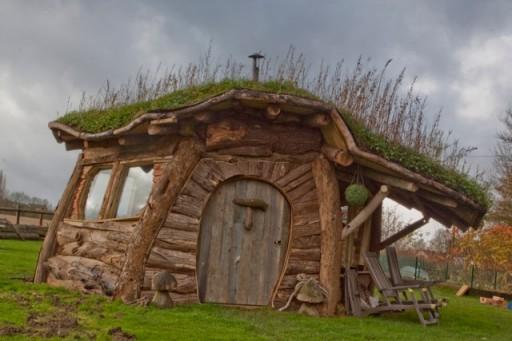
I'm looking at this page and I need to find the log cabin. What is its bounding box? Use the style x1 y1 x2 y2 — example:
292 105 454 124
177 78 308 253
34 80 487 316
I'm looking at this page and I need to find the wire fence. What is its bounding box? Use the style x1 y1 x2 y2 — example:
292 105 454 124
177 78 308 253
380 250 512 294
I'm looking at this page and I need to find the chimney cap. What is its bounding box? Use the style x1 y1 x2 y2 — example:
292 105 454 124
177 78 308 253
248 52 264 59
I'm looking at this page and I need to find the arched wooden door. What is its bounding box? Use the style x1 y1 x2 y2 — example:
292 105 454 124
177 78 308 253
197 179 290 305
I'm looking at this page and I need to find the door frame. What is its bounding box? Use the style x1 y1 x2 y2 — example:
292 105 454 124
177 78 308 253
195 175 294 306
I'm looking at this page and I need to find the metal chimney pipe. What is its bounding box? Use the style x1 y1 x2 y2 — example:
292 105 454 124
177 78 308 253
248 52 264 82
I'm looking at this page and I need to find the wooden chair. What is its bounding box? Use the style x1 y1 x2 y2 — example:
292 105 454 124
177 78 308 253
363 251 441 326
386 246 443 305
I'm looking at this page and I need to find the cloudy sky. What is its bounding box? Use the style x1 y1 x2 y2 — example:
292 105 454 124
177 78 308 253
0 0 510 215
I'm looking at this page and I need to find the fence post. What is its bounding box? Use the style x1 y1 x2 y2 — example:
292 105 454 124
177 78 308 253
15 203 21 224
470 265 475 288
414 256 419 280
494 271 498 290
39 212 44 226
445 262 449 281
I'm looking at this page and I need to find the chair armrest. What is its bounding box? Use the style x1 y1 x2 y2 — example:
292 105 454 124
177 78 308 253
390 284 421 290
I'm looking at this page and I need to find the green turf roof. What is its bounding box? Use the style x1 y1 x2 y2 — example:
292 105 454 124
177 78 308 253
55 79 489 209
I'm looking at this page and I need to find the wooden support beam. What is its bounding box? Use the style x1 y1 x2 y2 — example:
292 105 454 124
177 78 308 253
312 155 342 316
342 185 389 240
150 115 178 126
118 135 157 146
321 145 353 167
114 138 204 303
34 153 84 283
264 104 281 120
148 124 178 136
369 204 382 252
377 216 429 250
304 113 331 127
361 168 418 192
193 111 216 124
419 191 458 208
65 140 84 151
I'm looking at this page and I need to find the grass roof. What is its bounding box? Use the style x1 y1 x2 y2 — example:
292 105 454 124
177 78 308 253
56 80 489 209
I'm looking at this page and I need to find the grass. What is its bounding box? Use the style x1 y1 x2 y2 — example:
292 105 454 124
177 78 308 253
1 240 511 340
55 79 488 209
56 80 316 134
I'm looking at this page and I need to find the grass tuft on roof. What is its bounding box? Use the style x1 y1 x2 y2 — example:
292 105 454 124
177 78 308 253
55 79 489 209
56 79 317 134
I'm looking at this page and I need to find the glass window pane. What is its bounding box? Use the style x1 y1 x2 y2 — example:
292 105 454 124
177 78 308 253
84 169 112 220
116 165 154 218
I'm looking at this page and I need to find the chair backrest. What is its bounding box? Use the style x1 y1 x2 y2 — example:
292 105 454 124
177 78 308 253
363 252 394 292
386 246 404 286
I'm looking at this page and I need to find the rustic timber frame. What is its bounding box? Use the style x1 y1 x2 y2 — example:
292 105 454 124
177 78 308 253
36 88 486 316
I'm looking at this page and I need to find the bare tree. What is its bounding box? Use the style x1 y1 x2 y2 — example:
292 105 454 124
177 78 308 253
382 206 426 251
489 109 512 225
0 170 6 201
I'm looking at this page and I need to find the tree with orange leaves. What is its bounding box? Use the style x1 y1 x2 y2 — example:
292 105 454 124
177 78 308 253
454 225 512 272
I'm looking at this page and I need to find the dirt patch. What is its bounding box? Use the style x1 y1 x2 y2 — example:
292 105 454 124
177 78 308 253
26 310 79 337
108 327 136 340
0 325 24 336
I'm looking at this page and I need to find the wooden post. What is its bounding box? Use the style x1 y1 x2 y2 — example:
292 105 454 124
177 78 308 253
114 138 204 303
311 155 342 316
16 203 21 224
39 212 44 226
34 153 84 283
369 205 382 252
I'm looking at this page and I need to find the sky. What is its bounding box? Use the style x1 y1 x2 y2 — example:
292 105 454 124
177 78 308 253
0 1 510 234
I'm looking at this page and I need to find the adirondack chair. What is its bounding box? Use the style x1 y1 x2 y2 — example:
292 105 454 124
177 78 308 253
344 268 405 317
363 251 440 326
385 246 443 306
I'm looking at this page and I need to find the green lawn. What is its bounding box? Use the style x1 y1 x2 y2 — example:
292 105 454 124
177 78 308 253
0 240 510 340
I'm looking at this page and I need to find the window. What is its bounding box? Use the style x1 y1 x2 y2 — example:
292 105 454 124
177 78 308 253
115 165 154 218
84 169 112 220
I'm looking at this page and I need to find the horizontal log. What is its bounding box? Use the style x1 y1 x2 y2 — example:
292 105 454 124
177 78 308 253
164 213 200 232
289 247 321 261
146 246 196 273
59 241 125 269
216 145 273 157
285 260 320 275
292 234 321 249
62 219 137 232
46 255 119 295
148 124 178 136
292 223 321 238
143 271 197 294
150 115 178 126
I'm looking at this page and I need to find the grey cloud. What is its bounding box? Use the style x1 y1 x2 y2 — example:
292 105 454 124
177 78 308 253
0 0 510 204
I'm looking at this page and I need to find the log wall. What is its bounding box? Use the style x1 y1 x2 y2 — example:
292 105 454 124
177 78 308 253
46 219 137 295
143 155 322 307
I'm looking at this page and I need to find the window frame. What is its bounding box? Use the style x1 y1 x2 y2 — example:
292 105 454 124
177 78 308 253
77 164 116 221
109 161 155 219
77 161 157 222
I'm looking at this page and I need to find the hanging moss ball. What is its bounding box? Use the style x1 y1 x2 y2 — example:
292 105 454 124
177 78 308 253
345 184 369 207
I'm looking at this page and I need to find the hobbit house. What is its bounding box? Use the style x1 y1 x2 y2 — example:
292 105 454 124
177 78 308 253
34 80 487 316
